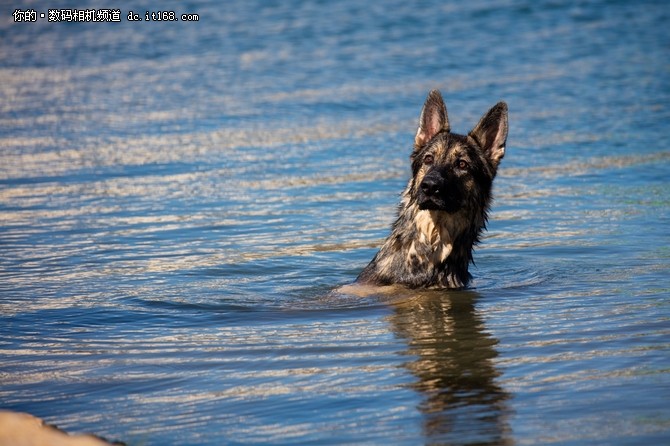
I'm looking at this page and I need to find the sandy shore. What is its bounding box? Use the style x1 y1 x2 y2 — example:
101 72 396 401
0 411 120 446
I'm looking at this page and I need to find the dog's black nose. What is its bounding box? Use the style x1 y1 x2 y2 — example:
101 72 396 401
420 175 440 197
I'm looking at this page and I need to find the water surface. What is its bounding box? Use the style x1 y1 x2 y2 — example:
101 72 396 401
1 0 669 444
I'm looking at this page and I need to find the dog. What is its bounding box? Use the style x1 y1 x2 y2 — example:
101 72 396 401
356 90 507 289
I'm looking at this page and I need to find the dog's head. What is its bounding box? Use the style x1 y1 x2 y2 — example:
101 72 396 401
410 90 508 213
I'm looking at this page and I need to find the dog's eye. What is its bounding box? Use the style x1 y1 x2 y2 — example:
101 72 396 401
423 154 434 165
457 159 469 170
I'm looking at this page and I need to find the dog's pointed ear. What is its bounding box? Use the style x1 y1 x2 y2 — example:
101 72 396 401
469 102 508 169
415 90 450 147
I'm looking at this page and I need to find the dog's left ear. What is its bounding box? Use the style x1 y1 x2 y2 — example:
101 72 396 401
469 102 508 169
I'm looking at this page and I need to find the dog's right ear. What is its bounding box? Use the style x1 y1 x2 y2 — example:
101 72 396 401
415 89 450 147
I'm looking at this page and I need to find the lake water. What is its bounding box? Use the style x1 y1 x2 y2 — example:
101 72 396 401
1 0 669 444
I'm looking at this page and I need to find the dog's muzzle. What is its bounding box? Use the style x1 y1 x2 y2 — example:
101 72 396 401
418 170 461 212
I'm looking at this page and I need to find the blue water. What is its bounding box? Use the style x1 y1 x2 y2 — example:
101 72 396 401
1 0 669 444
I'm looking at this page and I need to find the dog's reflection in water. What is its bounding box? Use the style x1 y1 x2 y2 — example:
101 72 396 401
389 290 512 445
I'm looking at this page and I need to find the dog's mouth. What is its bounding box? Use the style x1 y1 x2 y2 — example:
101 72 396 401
418 195 461 213
418 196 443 211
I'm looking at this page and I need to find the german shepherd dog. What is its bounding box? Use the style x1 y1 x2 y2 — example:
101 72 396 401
357 90 508 289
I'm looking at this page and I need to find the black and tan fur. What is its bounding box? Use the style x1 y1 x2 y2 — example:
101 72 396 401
357 90 508 289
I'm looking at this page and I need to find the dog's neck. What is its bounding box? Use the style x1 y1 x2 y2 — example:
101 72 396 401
410 208 465 263
392 190 478 288
400 200 469 267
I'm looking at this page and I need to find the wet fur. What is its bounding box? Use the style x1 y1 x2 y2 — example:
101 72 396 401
357 90 508 289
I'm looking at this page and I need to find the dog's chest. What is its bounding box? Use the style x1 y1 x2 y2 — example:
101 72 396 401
407 209 467 266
